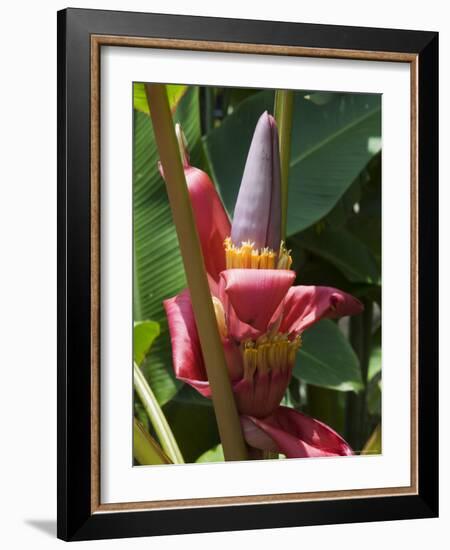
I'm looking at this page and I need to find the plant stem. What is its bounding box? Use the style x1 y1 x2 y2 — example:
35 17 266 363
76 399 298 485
274 90 294 241
345 314 363 449
134 362 184 464
345 300 373 451
359 300 374 442
133 417 172 465
145 84 248 461
307 385 345 435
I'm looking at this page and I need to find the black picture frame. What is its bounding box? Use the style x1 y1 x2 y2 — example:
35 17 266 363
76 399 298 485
57 7 438 541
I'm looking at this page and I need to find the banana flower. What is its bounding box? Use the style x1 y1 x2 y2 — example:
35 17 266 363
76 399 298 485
162 113 362 458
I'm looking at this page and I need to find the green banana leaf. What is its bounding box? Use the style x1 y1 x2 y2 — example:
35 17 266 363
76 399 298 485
133 83 187 115
203 89 381 236
133 320 160 366
295 319 363 392
162 386 220 463
293 227 380 285
196 444 225 463
133 87 204 405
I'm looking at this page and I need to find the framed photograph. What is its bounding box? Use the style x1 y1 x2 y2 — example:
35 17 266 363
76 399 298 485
57 8 438 541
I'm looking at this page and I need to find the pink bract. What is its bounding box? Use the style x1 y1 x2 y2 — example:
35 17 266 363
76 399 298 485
160 113 362 458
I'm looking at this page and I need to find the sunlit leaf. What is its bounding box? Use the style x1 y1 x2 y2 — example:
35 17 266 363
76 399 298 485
134 83 188 115
196 444 224 463
368 346 382 381
133 418 172 465
133 320 160 366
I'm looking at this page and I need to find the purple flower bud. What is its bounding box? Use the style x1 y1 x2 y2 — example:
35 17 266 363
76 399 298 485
231 111 281 251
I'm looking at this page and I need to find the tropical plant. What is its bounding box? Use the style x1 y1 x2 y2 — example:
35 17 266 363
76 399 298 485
133 84 382 463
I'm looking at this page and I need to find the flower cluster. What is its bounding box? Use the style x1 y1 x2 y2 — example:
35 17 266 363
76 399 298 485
162 113 363 458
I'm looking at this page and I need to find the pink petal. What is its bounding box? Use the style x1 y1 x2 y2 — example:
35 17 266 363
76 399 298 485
223 339 245 381
234 369 292 418
280 285 363 334
222 303 262 341
163 289 211 397
164 291 243 393
219 269 295 337
241 406 353 458
184 166 231 282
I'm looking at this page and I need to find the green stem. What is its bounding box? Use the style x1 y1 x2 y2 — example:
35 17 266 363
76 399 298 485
274 90 294 241
345 300 374 451
307 385 345 435
359 300 374 442
145 84 248 461
345 315 363 449
133 417 172 465
134 362 184 464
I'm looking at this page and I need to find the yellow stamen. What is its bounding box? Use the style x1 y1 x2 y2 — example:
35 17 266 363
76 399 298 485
242 340 257 381
277 241 293 269
268 342 278 370
241 332 302 380
224 238 292 270
251 249 260 269
259 250 268 269
287 335 302 367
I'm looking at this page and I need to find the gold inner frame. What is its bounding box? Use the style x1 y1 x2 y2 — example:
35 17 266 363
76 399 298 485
90 35 419 514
